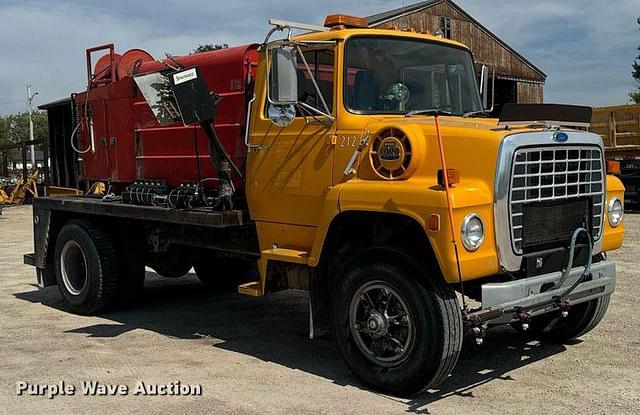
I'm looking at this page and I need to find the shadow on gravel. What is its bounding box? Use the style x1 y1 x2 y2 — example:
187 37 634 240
15 272 569 413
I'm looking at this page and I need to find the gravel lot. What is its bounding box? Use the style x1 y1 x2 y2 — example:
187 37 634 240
0 205 638 414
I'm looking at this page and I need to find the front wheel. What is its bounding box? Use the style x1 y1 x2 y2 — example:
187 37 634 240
332 249 463 396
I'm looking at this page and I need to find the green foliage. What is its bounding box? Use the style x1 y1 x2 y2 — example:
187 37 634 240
0 111 48 146
631 19 640 103
192 43 229 54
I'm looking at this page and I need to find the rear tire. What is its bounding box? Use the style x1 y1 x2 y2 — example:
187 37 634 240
533 295 610 342
147 252 192 278
332 249 463 396
54 221 118 315
113 231 145 307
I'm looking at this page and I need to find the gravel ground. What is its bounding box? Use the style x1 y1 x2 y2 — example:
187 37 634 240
0 205 638 414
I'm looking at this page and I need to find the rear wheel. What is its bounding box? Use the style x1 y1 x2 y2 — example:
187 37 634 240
54 221 118 315
113 231 146 307
332 249 463 396
147 251 192 278
532 295 610 342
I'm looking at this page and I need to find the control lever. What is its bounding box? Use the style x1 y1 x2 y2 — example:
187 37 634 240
343 131 371 176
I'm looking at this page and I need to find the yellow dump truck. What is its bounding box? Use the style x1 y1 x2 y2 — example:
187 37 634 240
26 15 624 395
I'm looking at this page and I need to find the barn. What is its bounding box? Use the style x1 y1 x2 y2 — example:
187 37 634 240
366 0 546 113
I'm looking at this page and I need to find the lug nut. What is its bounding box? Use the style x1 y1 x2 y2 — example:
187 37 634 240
561 310 569 318
521 322 529 331
475 337 484 346
471 327 481 335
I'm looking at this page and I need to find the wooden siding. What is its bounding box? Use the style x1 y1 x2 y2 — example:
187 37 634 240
517 83 544 104
373 2 545 83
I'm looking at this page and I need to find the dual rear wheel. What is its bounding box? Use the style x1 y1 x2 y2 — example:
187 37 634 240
53 221 253 314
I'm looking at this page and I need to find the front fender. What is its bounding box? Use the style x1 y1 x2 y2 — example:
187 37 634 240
601 175 625 252
310 179 501 283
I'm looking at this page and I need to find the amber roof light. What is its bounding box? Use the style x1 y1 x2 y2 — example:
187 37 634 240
324 14 369 29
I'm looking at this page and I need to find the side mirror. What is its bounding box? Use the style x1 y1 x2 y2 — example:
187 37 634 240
480 64 489 109
269 47 298 105
479 64 494 112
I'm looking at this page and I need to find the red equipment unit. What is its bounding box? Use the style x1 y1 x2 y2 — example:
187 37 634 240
73 44 259 190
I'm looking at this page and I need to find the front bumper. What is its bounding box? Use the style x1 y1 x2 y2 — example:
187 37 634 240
475 259 615 325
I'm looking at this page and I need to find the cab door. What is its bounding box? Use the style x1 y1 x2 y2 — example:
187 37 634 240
246 48 336 227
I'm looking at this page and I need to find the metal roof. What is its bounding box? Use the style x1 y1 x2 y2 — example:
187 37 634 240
366 0 546 80
38 96 71 110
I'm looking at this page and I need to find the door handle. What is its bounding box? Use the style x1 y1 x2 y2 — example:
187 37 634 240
247 144 270 152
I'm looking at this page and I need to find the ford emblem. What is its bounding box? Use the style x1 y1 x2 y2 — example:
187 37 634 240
553 132 569 142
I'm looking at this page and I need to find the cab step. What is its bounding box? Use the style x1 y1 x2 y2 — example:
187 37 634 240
238 281 262 297
260 248 309 264
237 248 310 297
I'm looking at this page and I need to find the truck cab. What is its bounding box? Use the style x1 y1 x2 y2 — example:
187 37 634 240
28 15 625 396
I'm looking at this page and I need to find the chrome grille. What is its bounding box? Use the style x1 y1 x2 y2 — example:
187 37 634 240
509 146 604 253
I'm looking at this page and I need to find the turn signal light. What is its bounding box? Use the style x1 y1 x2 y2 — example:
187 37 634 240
427 214 441 232
324 14 369 29
437 168 461 187
606 160 621 175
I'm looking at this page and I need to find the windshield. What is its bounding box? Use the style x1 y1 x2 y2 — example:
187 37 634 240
344 36 483 115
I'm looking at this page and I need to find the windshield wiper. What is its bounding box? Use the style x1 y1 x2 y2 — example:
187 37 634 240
462 110 491 118
405 108 453 117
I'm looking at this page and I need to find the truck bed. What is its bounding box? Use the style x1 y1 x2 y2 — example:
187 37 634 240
33 196 249 228
27 196 260 275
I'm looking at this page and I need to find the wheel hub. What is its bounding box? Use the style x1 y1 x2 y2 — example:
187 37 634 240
366 312 388 337
349 281 415 367
60 240 88 296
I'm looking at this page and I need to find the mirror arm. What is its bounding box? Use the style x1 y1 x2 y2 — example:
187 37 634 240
262 25 293 48
244 94 256 146
298 102 334 124
488 65 495 113
295 44 332 116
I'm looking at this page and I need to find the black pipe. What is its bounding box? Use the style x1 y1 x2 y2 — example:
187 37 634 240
199 120 242 210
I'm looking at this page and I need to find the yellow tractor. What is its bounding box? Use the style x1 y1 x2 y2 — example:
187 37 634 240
1 171 39 206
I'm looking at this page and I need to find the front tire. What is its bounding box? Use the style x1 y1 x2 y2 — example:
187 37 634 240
332 249 463 396
54 221 118 315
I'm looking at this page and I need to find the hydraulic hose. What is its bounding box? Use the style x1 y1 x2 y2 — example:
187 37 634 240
504 227 594 315
554 227 593 290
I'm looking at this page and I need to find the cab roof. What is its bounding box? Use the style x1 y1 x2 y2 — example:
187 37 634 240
292 27 470 51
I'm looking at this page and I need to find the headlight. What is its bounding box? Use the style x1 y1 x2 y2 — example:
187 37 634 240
608 198 623 227
461 213 484 251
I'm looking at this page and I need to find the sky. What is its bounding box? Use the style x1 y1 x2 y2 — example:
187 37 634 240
0 0 638 115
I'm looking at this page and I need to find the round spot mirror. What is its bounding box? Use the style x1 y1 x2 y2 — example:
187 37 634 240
268 104 296 128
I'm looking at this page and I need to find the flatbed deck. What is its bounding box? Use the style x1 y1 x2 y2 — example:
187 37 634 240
27 196 260 276
34 196 249 228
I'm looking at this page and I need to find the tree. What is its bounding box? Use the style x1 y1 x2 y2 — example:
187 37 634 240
192 43 228 54
0 111 48 173
630 18 640 103
0 111 48 145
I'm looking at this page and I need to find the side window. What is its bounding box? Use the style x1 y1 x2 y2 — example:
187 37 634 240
296 49 334 115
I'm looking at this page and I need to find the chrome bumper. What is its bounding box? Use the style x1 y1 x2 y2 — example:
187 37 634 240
479 259 615 324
